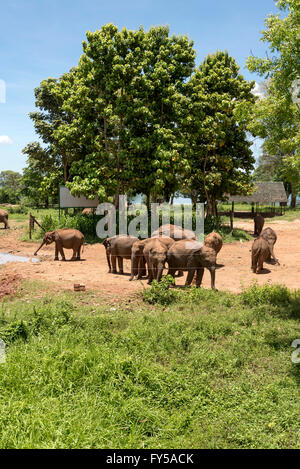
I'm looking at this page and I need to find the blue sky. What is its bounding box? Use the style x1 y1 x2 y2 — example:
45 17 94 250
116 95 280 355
0 0 278 173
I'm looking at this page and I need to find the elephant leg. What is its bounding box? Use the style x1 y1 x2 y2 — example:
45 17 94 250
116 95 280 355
111 254 117 273
251 254 257 273
270 245 279 264
256 256 263 273
195 267 204 288
139 256 147 278
54 243 59 261
76 245 81 260
185 269 195 286
129 256 138 281
209 267 216 290
58 244 66 261
71 248 77 261
118 256 124 274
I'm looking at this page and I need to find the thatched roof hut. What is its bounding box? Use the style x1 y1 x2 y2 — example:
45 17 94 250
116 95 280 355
227 182 287 204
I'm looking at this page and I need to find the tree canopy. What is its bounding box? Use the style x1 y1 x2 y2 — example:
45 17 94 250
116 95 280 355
247 0 300 206
23 24 257 210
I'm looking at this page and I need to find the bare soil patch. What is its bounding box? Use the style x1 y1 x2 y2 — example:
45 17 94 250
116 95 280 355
0 218 299 298
0 272 22 299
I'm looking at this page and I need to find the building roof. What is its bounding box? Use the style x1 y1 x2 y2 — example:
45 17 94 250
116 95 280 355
227 182 288 204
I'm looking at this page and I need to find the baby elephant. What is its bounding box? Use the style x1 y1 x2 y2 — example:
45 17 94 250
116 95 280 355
34 228 84 261
251 237 270 273
130 236 174 281
254 213 264 236
261 227 279 265
103 235 138 274
167 240 217 289
0 209 9 229
143 238 168 284
204 232 223 254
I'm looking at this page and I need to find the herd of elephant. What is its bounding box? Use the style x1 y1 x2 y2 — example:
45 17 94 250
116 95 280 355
0 208 279 289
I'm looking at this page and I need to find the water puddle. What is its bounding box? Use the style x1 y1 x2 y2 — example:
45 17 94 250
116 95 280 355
0 252 40 265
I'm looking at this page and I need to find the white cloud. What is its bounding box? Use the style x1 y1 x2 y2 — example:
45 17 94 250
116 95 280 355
252 82 266 99
0 136 13 144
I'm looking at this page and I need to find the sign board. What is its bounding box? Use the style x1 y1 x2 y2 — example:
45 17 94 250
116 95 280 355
59 186 99 208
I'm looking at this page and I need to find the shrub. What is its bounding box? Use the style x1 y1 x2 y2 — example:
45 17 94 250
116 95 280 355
241 283 300 317
142 275 176 305
0 320 28 343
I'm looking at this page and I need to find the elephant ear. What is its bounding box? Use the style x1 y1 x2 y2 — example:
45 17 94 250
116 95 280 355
50 231 58 241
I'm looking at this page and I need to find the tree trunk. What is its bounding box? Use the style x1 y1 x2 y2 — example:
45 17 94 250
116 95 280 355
63 162 68 183
291 195 296 208
206 195 218 216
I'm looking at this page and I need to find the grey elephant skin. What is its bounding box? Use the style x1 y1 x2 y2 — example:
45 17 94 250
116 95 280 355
0 209 10 229
254 214 264 236
204 232 223 254
103 235 139 274
151 224 196 240
142 238 169 284
130 236 174 281
167 240 217 289
34 228 84 261
261 227 279 264
251 237 270 273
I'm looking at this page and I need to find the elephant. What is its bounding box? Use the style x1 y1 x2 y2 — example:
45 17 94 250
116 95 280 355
34 228 84 261
261 227 279 264
0 209 9 229
130 236 174 281
204 232 223 254
167 240 217 289
254 214 264 236
151 224 196 241
251 237 270 273
143 238 168 284
103 235 139 274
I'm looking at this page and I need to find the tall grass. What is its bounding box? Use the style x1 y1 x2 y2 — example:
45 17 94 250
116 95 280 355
0 283 300 448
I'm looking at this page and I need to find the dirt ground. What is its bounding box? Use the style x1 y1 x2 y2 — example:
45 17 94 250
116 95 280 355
0 218 299 298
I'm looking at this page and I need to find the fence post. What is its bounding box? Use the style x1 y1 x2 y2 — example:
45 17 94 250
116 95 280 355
230 211 233 233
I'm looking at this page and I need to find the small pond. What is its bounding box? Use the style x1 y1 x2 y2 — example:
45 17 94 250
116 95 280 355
0 252 40 265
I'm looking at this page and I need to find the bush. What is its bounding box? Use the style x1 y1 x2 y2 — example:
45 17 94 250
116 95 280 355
0 204 29 215
0 320 28 343
241 283 300 317
142 275 176 305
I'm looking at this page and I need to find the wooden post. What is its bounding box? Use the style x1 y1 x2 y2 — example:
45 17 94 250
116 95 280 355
230 211 233 233
29 213 32 239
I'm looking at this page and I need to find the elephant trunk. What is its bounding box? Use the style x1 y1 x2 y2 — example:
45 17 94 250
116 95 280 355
34 240 45 256
156 264 164 282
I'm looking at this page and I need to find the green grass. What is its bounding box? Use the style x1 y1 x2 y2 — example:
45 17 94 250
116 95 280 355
0 281 300 448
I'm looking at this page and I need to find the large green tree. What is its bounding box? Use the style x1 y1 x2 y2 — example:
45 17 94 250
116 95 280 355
0 170 22 204
59 24 195 207
183 51 256 215
247 0 300 207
